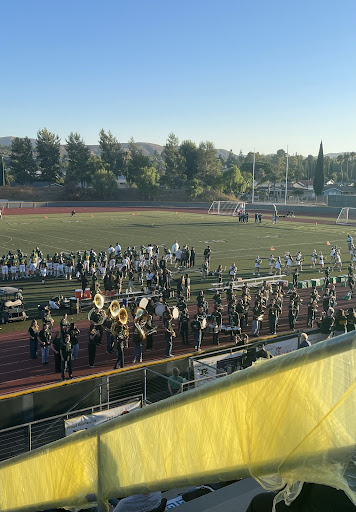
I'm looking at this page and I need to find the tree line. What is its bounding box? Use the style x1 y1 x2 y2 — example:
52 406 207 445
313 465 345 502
2 128 355 199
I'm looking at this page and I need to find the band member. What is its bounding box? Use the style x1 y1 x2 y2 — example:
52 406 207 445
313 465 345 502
179 308 190 345
163 306 175 357
51 332 63 373
60 313 70 340
268 299 281 335
145 314 154 351
307 299 318 328
114 324 129 369
251 301 265 336
60 334 73 381
132 326 143 364
211 305 222 345
88 324 100 368
28 319 39 359
191 315 203 351
288 300 298 330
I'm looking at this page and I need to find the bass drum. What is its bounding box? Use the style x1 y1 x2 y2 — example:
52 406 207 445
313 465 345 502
138 297 148 309
171 306 179 320
154 302 166 317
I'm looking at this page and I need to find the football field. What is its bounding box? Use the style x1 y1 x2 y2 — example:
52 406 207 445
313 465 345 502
0 208 349 330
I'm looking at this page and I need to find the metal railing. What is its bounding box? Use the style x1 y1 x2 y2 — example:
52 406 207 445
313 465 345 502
0 366 227 461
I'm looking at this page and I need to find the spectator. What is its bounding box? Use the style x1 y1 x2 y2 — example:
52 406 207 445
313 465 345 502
168 367 184 395
299 332 311 349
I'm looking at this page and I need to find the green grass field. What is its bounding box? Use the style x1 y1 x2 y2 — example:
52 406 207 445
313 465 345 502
0 210 348 333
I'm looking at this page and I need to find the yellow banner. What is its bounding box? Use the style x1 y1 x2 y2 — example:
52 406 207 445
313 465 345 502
0 333 356 511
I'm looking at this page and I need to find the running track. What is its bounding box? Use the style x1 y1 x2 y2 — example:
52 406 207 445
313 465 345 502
1 282 354 396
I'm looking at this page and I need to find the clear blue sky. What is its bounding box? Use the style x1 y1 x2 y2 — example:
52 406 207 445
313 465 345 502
1 0 355 156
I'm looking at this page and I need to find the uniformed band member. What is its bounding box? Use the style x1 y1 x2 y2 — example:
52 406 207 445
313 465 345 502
163 306 175 357
60 334 73 381
211 305 222 345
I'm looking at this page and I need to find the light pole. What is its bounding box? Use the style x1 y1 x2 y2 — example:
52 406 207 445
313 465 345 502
252 148 256 203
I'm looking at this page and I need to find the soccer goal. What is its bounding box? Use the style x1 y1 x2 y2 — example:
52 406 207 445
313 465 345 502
336 207 356 225
208 201 246 216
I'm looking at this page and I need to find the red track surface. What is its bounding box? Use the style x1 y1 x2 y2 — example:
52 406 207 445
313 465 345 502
1 281 354 397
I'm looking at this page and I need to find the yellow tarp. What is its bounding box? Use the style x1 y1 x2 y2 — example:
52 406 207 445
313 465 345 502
1 333 356 511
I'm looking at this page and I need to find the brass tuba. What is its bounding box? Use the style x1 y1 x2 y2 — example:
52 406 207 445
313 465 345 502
118 307 128 325
134 307 148 340
88 293 107 325
93 293 105 309
110 302 128 337
109 300 121 317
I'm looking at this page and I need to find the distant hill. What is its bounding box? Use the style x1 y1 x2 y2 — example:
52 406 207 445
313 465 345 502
0 136 235 160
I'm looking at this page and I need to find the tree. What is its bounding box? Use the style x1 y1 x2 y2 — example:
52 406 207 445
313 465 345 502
179 140 199 181
36 128 61 182
9 137 37 184
65 132 91 185
314 141 325 196
196 141 222 188
226 150 239 168
136 166 159 199
92 168 118 199
187 178 204 198
222 165 247 195
126 138 151 185
99 129 126 177
162 133 186 188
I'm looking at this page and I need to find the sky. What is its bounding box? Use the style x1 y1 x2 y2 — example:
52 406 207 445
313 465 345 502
1 0 355 156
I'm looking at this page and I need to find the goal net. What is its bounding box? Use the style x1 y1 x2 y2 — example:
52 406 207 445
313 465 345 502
336 207 356 225
208 201 246 216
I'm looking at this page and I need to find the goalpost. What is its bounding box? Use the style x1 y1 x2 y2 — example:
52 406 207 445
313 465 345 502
208 201 246 216
336 207 356 225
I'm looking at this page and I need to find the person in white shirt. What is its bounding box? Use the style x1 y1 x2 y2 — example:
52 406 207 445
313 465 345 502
115 243 121 255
